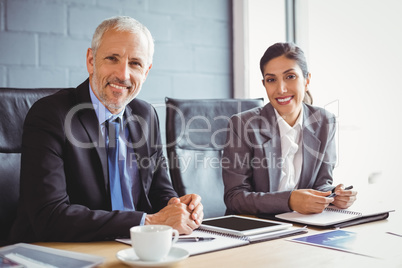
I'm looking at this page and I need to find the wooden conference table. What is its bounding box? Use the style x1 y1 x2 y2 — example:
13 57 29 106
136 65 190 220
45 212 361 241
35 210 402 268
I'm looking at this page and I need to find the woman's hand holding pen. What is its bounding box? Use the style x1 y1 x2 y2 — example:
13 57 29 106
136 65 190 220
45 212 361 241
330 184 357 209
289 185 358 214
289 189 334 214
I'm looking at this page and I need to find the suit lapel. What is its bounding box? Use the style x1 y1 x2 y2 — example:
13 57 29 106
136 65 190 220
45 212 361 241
124 105 150 195
299 104 322 188
74 80 109 189
263 138 281 192
260 103 282 192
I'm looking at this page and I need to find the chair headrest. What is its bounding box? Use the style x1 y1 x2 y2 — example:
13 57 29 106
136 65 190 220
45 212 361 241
165 97 264 150
0 88 61 153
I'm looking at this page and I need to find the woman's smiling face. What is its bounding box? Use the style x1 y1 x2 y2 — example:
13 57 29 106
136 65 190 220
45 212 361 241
262 55 310 126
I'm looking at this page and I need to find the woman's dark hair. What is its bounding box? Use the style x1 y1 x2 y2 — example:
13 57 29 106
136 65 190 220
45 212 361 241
259 42 313 105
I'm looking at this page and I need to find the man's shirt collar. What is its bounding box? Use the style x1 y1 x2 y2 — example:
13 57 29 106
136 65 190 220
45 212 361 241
89 83 125 127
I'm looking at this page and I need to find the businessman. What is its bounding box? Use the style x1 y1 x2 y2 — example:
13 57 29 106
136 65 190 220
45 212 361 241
9 16 203 242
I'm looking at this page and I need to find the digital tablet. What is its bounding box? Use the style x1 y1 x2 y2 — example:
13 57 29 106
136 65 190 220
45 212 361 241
200 215 292 237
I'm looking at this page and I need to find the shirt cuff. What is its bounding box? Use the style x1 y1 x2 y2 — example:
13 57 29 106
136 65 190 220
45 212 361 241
140 213 146 225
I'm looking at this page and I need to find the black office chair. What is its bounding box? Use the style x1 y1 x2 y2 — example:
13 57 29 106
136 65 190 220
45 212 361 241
0 88 61 245
165 97 264 218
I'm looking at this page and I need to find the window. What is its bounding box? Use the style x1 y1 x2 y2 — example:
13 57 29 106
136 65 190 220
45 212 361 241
233 0 286 100
296 0 402 190
235 0 402 193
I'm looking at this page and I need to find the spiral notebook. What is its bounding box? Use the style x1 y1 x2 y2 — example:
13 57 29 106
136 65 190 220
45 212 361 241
116 215 307 256
275 205 394 228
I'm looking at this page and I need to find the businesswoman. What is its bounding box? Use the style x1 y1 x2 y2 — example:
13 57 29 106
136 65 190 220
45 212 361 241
222 42 357 215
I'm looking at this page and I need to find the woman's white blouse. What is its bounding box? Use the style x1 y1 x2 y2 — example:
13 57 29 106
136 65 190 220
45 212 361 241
274 107 304 191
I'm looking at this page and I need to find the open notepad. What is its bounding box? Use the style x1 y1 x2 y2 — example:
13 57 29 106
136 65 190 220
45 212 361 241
117 215 307 256
275 205 395 228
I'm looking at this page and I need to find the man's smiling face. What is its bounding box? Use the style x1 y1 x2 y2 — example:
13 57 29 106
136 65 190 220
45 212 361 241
87 28 152 114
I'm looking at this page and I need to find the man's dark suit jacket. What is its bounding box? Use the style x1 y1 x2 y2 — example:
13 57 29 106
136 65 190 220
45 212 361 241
9 79 178 242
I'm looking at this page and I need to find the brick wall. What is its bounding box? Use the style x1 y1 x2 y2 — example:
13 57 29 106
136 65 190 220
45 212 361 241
0 0 232 103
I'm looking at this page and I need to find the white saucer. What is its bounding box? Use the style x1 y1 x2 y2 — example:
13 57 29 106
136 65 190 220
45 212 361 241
116 247 189 267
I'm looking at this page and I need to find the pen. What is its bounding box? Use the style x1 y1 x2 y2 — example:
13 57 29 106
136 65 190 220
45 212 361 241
327 185 353 198
177 237 215 242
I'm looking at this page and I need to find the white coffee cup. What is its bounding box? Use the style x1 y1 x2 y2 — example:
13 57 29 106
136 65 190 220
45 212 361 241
130 225 179 262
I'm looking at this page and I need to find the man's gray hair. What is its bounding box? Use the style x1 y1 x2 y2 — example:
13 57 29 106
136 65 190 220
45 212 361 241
91 16 154 66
